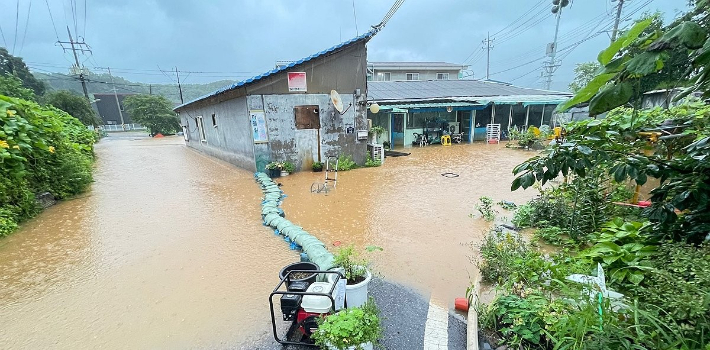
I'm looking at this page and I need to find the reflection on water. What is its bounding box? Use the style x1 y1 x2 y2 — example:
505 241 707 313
0 133 296 349
279 143 537 305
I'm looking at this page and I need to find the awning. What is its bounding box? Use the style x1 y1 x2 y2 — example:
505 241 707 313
378 102 486 112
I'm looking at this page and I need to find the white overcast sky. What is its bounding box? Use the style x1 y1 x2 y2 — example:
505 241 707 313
1 0 691 91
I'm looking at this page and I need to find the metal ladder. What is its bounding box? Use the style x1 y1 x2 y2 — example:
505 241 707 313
325 156 338 188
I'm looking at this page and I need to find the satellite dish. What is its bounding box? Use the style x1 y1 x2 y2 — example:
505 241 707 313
330 90 344 113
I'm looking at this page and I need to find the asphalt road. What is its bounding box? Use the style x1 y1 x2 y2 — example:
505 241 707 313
235 278 467 350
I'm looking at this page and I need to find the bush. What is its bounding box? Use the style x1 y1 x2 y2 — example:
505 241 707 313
636 242 710 347
365 154 381 167
312 298 382 350
0 94 95 236
337 154 357 171
475 196 497 221
478 230 543 285
312 161 323 172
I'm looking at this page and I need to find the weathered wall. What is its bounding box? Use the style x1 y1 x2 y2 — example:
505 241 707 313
249 93 367 172
179 96 256 171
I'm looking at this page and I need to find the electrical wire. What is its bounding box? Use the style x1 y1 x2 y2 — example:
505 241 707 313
352 0 358 35
44 0 60 41
491 0 546 37
19 0 32 55
0 22 7 48
13 0 20 53
82 0 86 39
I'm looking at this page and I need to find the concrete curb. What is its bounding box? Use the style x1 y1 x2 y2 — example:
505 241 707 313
466 277 481 350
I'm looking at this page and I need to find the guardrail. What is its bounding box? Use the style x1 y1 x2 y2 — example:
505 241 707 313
88 124 146 132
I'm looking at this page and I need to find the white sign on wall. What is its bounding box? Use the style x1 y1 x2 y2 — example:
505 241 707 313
250 110 268 143
287 72 307 92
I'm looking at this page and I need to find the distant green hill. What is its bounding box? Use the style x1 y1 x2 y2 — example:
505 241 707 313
34 71 236 105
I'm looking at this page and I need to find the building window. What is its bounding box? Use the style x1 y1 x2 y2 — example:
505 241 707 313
406 73 419 81
377 72 391 81
436 73 449 80
211 113 217 127
197 116 206 142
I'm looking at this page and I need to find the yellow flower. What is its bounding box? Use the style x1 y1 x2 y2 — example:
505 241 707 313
6 109 16 116
48 146 55 153
0 140 9 149
12 145 19 149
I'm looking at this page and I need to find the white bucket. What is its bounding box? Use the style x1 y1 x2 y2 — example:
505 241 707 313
328 268 371 308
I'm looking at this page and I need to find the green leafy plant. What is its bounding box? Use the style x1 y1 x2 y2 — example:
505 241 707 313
365 154 381 167
475 196 497 221
44 90 100 126
265 161 280 170
478 230 543 285
534 226 575 247
337 154 357 171
369 125 386 143
0 94 95 236
282 161 295 173
312 298 382 350
581 219 656 287
333 245 371 284
312 161 323 172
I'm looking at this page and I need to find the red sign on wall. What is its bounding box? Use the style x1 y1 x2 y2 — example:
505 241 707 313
287 72 307 92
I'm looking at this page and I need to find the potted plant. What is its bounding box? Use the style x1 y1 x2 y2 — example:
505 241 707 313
281 161 295 176
312 298 382 350
369 126 386 144
312 161 323 172
265 161 282 178
328 245 374 307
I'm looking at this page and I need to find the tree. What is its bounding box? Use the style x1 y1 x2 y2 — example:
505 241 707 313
568 62 600 93
0 74 36 100
0 47 46 95
44 90 100 126
122 94 180 135
514 3 710 243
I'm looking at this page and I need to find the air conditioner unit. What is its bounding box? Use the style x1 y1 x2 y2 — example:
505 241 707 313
448 122 460 134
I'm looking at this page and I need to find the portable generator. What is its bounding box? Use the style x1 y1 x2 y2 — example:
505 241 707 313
269 269 344 346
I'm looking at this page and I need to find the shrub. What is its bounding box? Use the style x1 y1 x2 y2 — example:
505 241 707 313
333 245 369 283
478 230 540 285
312 161 323 172
282 161 295 173
0 94 95 236
337 154 357 171
365 154 381 167
312 298 382 350
475 196 497 221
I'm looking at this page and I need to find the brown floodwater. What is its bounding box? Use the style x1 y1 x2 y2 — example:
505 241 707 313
0 133 296 349
0 135 538 349
278 143 538 306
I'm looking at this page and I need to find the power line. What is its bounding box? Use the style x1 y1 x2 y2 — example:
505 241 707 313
82 0 86 39
352 0 358 35
13 0 20 53
44 0 60 41
0 22 7 48
492 0 546 37
19 0 32 55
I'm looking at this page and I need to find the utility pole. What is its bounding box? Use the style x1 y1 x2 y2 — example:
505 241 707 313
149 84 152 95
482 32 494 80
611 0 625 42
58 26 91 102
544 0 569 90
102 67 126 130
175 67 184 104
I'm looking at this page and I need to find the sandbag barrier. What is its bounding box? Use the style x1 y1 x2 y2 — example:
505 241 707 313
254 172 335 271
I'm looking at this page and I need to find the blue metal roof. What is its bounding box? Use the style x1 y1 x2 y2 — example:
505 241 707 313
175 28 379 111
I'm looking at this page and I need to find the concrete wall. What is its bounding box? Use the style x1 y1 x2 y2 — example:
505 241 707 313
179 96 256 171
249 93 367 172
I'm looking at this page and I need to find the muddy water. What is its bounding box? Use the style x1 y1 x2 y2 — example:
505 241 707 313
278 143 538 306
0 133 296 349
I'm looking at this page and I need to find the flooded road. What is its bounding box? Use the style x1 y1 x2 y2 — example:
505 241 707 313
0 133 295 349
0 135 537 349
278 143 537 307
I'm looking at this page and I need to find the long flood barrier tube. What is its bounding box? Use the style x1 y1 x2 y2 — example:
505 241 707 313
254 172 335 271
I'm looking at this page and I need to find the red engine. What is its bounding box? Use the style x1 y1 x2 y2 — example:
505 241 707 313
296 309 330 336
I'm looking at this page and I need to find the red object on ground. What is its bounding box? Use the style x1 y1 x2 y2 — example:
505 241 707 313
455 297 469 311
155 133 164 138
487 139 498 144
637 200 652 208
332 241 341 247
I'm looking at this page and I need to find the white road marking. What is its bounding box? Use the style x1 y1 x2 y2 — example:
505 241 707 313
423 299 449 349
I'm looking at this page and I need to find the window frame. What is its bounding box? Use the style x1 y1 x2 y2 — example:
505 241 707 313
406 72 419 81
197 116 207 142
211 113 217 127
436 72 450 80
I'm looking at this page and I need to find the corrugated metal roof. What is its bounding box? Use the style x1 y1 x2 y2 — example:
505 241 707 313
368 61 467 69
368 80 571 103
379 102 483 109
175 28 379 111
